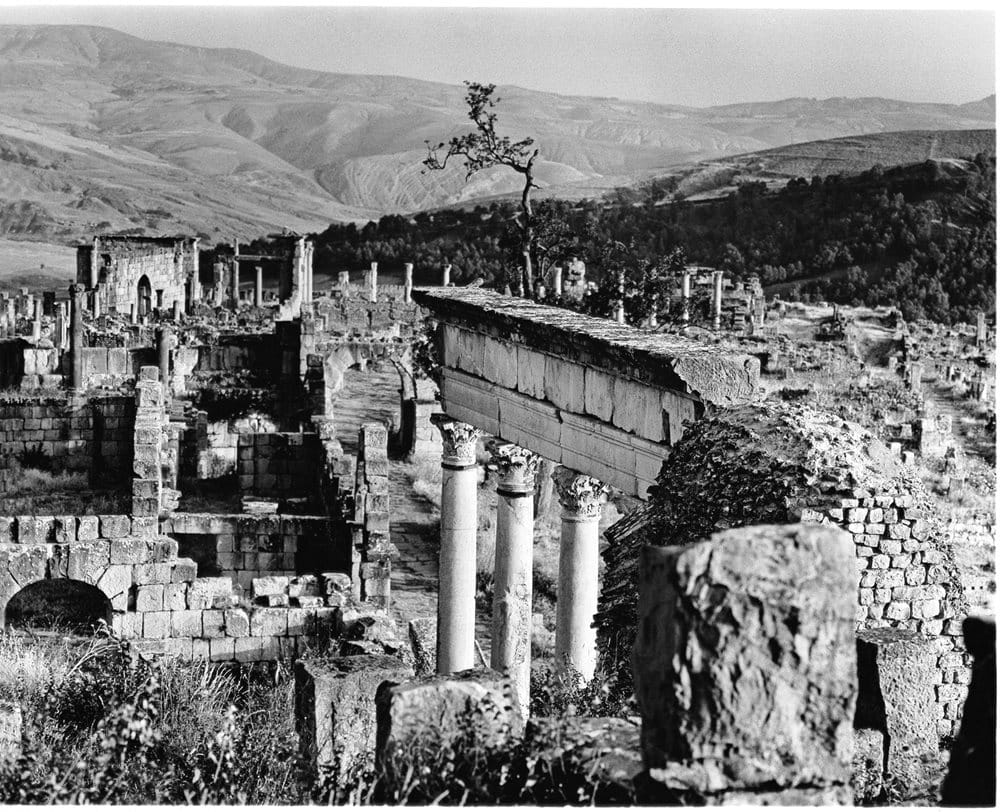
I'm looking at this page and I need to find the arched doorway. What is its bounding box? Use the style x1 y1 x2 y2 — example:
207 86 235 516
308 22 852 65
136 274 152 318
5 580 112 634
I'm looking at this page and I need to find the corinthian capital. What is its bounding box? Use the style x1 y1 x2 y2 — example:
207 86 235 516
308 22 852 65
431 413 482 466
552 466 609 519
488 441 541 493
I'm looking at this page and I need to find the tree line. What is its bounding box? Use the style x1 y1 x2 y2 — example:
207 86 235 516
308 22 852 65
294 151 994 325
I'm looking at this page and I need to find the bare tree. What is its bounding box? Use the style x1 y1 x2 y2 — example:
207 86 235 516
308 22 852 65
424 82 539 295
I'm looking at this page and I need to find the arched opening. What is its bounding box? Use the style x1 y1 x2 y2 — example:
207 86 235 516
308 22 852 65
5 580 112 634
136 274 152 318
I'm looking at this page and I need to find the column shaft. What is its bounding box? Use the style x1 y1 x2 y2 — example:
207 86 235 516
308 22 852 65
255 266 264 307
433 415 482 674
489 442 539 714
552 467 608 681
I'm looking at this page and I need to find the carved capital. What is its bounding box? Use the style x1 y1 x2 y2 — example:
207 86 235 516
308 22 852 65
488 441 541 493
431 413 482 466
552 466 609 520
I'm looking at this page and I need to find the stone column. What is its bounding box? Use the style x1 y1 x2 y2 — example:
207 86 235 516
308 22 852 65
403 263 413 303
681 271 691 326
489 441 540 714
255 265 264 307
552 467 608 681
69 283 84 390
31 299 42 342
56 302 68 350
615 270 626 324
304 245 314 304
171 300 180 321
4 298 13 337
431 414 483 674
442 264 451 287
712 270 724 331
553 265 563 297
90 289 101 319
368 262 378 302
231 258 241 309
157 326 172 396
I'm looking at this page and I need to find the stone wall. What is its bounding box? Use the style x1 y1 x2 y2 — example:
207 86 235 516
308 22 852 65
162 512 342 592
352 424 394 606
237 432 323 500
314 290 421 336
0 513 352 663
0 395 135 485
78 237 197 316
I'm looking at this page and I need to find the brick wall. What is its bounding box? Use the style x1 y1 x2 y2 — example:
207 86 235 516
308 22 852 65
0 395 135 486
237 432 323 500
162 512 343 592
0 513 352 663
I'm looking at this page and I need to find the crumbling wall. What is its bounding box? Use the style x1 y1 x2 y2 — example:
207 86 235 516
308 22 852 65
78 237 196 316
0 395 135 486
600 401 971 738
352 424 395 606
162 513 342 591
0 513 352 663
237 432 323 501
314 289 422 337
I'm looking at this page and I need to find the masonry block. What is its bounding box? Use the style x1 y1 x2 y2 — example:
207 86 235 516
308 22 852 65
100 515 131 540
142 611 170 639
135 584 164 613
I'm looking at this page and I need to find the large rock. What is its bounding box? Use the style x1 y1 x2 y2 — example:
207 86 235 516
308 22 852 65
856 628 937 789
374 669 522 774
633 524 857 794
294 654 413 786
852 728 885 803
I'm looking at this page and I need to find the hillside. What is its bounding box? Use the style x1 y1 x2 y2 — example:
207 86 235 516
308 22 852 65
0 24 994 245
669 129 996 201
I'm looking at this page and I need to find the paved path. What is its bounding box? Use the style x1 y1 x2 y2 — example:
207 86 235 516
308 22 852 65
332 366 445 637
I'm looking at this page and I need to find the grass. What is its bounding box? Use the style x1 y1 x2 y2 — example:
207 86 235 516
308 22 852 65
0 464 127 515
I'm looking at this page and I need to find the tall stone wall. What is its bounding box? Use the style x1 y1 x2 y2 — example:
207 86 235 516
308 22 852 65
352 423 394 606
78 237 196 316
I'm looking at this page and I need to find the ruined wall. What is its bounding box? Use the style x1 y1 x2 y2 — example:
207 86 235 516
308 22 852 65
79 237 197 316
0 395 135 485
0 513 352 663
162 513 341 592
352 423 394 606
237 432 323 500
314 288 421 336
601 402 972 738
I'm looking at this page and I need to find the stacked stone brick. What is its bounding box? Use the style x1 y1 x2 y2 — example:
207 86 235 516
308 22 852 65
353 423 395 607
0 512 361 663
131 366 165 517
162 513 334 591
237 432 322 499
600 401 972 738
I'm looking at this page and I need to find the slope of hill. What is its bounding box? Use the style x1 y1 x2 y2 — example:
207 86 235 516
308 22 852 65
0 24 994 243
670 129 996 200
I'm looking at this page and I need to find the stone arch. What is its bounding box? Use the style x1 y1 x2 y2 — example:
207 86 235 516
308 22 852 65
136 274 153 317
5 578 112 633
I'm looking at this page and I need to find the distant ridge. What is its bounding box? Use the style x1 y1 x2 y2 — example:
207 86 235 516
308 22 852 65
0 23 993 242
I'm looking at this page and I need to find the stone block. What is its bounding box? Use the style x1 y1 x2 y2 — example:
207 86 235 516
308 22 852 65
210 638 236 662
142 611 170 639
543 355 585 413
375 669 522 773
187 576 233 609
252 575 290 599
99 515 131 539
634 524 856 794
96 564 133 610
295 655 414 784
515 345 546 400
171 609 203 638
164 583 187 611
110 538 148 565
171 558 198 583
135 584 164 613
250 608 288 637
856 629 938 789
225 608 250 637
133 563 172 585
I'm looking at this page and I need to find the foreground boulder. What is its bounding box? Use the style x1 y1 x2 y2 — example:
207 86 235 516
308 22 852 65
633 523 857 802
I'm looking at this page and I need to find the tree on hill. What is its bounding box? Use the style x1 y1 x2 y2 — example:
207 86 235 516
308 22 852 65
424 82 540 295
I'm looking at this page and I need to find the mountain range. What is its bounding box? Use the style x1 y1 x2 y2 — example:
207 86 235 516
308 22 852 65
0 24 994 243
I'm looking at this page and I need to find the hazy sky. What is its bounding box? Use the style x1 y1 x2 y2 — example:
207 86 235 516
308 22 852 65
0 5 994 107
